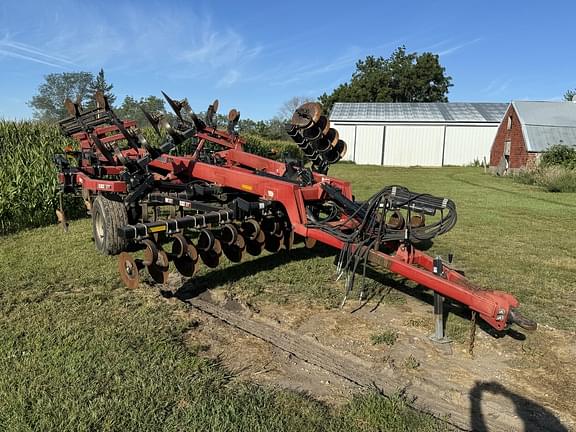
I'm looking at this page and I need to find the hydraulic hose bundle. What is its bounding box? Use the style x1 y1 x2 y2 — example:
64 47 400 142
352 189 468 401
308 184 457 303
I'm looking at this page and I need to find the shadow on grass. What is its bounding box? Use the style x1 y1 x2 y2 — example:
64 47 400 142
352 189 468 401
469 381 568 432
163 243 337 301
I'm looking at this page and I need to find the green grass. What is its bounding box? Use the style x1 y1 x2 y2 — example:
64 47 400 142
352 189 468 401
329 165 576 332
371 330 398 346
0 222 445 430
1 164 574 430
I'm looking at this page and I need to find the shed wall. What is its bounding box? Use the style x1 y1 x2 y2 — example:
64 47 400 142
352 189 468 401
331 122 500 166
383 126 444 166
444 126 497 165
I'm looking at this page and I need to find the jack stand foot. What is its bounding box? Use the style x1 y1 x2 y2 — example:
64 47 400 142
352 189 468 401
429 291 451 344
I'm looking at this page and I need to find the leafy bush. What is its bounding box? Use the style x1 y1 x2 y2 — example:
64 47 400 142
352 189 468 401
513 145 576 192
242 133 303 160
0 122 301 235
514 165 576 192
540 144 576 169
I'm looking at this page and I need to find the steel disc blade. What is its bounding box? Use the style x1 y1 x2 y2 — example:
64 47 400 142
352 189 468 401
326 128 339 148
119 252 139 289
317 115 330 135
147 250 170 284
387 211 405 230
197 229 216 252
64 98 76 116
246 240 264 256
255 229 265 244
241 219 260 241
409 214 426 228
337 140 347 159
200 250 220 268
265 233 282 253
228 108 240 122
171 233 189 259
95 91 108 110
174 244 199 277
143 239 159 266
302 124 322 141
174 258 199 277
223 245 243 263
235 233 246 250
291 102 322 128
212 238 222 255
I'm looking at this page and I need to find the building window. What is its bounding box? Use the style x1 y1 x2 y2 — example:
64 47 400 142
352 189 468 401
507 115 513 130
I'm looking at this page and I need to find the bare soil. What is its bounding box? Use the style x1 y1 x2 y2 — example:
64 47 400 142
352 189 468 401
164 274 575 431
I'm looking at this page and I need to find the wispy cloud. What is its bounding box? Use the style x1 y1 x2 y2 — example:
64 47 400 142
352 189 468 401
438 38 482 56
0 34 78 68
217 69 240 88
269 52 359 87
414 39 453 53
481 77 512 96
0 4 262 84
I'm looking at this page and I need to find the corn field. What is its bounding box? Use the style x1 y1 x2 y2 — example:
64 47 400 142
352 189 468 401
0 121 77 234
0 121 300 235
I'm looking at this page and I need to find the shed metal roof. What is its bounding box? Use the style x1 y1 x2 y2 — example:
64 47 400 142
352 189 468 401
329 102 507 123
512 101 576 152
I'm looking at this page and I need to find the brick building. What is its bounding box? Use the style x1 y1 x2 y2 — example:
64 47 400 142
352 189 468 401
490 101 576 174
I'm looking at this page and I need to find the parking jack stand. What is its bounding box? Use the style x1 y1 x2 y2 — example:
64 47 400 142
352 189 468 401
430 256 451 344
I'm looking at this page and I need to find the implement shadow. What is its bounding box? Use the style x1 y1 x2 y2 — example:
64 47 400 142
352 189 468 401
165 244 336 301
470 381 568 432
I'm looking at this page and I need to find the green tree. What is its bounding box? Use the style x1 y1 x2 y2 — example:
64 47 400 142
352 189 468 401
564 89 576 101
28 72 94 122
115 95 166 126
87 68 116 108
319 46 453 113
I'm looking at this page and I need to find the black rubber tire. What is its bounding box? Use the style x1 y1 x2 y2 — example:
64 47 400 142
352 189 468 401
91 195 129 255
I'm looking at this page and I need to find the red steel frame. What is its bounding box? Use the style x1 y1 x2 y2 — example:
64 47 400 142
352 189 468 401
62 123 526 332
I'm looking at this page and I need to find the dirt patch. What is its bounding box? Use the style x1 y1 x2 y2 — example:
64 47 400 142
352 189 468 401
164 275 575 431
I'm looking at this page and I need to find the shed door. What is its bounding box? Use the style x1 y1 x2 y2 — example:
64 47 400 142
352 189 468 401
354 125 384 165
383 126 444 166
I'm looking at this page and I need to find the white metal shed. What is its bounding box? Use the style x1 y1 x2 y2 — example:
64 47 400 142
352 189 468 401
330 102 507 166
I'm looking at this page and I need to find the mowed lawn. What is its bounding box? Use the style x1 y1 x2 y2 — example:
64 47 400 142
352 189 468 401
0 165 574 431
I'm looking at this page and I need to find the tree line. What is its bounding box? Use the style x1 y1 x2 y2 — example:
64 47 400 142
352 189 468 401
28 45 576 139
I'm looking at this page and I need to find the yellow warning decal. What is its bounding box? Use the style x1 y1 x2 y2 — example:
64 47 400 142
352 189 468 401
148 226 166 233
241 184 253 191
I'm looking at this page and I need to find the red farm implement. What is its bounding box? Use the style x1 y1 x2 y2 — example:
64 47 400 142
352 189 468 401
54 91 536 336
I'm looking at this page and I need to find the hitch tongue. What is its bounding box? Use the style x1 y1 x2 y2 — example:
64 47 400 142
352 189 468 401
508 309 537 331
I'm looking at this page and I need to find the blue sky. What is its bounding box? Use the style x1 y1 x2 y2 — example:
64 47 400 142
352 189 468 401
0 0 574 120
